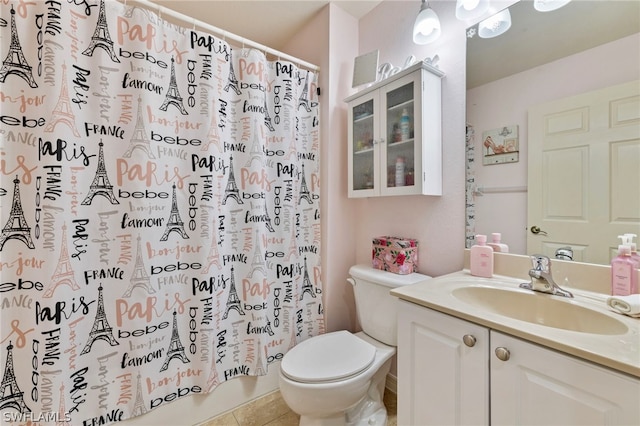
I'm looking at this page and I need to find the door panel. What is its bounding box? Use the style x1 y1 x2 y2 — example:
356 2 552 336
528 81 640 264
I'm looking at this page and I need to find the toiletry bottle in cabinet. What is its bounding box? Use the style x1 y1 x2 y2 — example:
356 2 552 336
400 108 410 140
610 245 638 296
395 156 405 187
470 235 493 278
487 233 509 253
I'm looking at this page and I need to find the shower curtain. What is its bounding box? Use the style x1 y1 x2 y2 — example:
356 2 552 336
0 0 323 424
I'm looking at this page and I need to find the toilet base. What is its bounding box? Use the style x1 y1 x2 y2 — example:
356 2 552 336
298 355 390 426
299 398 388 426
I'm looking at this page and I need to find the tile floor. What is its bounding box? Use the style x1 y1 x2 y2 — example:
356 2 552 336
199 388 397 426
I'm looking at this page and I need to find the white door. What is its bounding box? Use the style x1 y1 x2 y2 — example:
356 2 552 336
527 80 640 264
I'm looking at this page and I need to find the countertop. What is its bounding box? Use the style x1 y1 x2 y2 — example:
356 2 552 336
391 270 640 378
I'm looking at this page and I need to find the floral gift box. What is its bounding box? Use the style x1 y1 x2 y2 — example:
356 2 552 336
372 236 418 275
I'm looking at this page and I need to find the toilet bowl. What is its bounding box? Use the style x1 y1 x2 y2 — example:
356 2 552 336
278 265 431 425
279 331 394 426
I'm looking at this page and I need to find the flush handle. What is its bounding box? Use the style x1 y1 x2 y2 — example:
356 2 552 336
462 334 476 347
495 347 511 361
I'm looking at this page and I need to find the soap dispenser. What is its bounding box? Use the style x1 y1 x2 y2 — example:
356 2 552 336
470 234 493 278
611 244 638 296
623 233 640 268
487 233 509 253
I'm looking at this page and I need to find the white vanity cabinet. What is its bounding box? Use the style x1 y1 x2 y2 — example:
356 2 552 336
397 300 489 425
397 300 640 426
491 331 640 426
345 61 443 198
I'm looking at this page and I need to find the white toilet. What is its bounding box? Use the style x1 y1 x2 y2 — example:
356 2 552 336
279 264 430 425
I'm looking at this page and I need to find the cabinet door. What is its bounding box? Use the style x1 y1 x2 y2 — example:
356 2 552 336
397 300 489 426
347 91 378 197
491 331 640 426
380 72 422 196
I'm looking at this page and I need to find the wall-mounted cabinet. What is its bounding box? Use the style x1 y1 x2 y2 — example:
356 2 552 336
345 61 444 198
397 300 640 426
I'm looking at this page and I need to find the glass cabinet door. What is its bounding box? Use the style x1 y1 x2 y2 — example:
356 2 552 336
350 97 376 193
384 79 416 192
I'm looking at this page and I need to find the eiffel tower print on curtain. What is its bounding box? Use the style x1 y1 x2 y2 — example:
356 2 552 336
300 257 316 300
222 155 243 205
222 266 245 320
44 64 81 137
298 71 312 112
159 57 188 115
122 236 155 297
82 141 120 205
0 176 35 251
131 372 148 417
224 49 241 95
263 96 275 131
81 285 119 355
82 0 120 63
123 97 156 158
160 311 190 372
0 342 31 414
55 383 71 426
245 119 264 167
248 229 267 278
298 164 313 205
0 6 37 88
160 184 190 241
42 224 81 298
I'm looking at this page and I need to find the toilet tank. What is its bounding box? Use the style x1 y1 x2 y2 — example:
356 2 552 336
349 264 430 346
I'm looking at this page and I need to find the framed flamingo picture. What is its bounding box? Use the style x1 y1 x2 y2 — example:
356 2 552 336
482 125 519 165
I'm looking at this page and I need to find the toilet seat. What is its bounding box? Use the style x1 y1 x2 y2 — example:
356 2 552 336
281 331 376 383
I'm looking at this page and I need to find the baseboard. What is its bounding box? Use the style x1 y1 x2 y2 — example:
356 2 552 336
385 372 397 394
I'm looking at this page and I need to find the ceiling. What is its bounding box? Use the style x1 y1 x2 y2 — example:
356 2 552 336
467 0 640 88
151 0 383 50
148 1 639 88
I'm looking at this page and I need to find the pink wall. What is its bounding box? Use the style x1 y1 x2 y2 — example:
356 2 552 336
468 33 640 254
354 1 470 278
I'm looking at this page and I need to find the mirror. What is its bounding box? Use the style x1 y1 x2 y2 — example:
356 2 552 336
466 0 640 264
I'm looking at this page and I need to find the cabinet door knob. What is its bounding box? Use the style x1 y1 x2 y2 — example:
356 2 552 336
495 347 510 361
462 334 476 347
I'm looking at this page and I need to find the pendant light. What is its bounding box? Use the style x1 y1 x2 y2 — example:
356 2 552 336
455 0 490 21
413 0 441 45
534 0 571 12
478 8 511 38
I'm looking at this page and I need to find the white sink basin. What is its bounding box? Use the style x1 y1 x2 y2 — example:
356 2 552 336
452 285 629 335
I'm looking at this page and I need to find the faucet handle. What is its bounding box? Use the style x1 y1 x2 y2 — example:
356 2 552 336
530 254 551 274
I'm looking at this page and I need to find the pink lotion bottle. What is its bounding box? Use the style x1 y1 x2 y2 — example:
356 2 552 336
623 234 640 268
470 234 494 278
611 245 638 296
487 233 509 253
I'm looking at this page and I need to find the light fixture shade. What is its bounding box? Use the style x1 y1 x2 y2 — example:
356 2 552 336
455 0 490 21
534 0 571 12
413 1 441 45
478 8 511 38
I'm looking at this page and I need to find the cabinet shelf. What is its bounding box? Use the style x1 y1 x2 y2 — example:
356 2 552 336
354 147 374 155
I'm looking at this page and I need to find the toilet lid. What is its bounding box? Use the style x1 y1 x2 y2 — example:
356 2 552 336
281 331 376 383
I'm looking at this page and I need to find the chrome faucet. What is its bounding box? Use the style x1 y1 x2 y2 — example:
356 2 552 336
555 246 573 261
519 254 573 298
